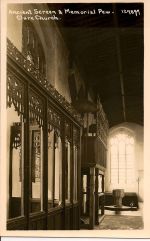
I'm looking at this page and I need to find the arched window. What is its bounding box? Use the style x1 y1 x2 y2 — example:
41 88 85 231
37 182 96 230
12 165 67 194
110 132 135 185
22 20 46 78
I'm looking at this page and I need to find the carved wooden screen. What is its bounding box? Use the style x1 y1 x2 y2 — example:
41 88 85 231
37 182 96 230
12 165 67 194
73 126 80 203
47 105 62 208
7 71 25 117
7 27 82 227
29 89 44 213
7 71 25 219
65 121 72 203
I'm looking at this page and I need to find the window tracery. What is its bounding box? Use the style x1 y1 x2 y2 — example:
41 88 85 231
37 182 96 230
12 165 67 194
110 132 135 185
22 21 46 78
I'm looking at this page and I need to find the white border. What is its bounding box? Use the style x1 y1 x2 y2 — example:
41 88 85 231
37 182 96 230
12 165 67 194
1 0 150 238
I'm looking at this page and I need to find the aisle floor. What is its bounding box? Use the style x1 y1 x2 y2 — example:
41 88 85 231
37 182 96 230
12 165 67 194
95 202 143 230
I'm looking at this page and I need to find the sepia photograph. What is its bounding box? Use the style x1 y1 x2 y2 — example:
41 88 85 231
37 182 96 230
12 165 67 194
1 0 150 238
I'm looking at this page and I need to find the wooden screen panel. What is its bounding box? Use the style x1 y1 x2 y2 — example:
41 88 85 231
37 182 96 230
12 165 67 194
47 209 64 230
7 217 27 230
47 214 55 230
72 205 79 230
65 206 72 230
55 212 63 230
29 217 46 230
8 109 25 219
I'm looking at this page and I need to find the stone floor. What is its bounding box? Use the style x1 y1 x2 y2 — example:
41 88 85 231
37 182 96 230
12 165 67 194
104 202 143 216
95 202 143 230
96 215 143 230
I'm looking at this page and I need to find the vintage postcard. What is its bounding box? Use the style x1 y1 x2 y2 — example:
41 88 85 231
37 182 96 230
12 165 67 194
0 0 150 238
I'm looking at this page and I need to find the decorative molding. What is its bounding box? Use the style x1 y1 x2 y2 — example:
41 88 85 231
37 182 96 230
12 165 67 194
10 123 22 182
7 70 25 117
7 38 83 125
65 121 71 141
7 38 48 86
47 105 61 136
32 130 41 182
73 126 80 147
11 123 21 149
96 97 109 145
29 90 44 127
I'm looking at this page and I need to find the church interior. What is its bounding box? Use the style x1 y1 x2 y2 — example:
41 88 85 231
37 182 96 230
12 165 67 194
6 2 143 230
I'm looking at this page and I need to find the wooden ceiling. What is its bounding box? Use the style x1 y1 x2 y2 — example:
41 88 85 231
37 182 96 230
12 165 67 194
49 3 143 127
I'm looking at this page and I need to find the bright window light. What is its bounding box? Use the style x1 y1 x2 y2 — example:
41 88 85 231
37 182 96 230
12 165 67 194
110 133 134 185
